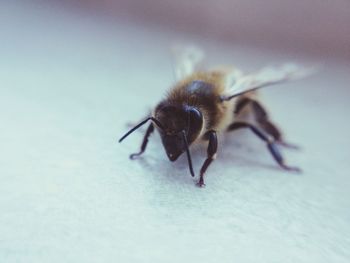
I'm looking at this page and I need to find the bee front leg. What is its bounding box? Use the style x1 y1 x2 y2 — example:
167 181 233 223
197 130 218 187
129 123 154 160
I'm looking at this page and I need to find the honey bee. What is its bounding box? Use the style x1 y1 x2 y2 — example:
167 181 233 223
119 46 313 187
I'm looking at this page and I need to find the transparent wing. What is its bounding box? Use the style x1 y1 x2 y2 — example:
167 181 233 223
171 45 204 81
222 63 317 100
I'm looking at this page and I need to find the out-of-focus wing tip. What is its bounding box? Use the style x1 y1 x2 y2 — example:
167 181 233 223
222 62 320 100
257 63 320 81
171 44 205 80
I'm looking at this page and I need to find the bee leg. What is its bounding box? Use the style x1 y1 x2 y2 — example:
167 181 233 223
234 97 251 115
259 120 300 149
129 123 154 160
197 130 218 187
227 122 301 172
251 100 300 149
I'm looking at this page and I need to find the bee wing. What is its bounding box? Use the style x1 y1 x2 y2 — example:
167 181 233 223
171 45 204 80
222 63 317 100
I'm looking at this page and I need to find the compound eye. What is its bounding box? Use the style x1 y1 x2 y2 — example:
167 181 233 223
186 107 203 141
188 107 202 124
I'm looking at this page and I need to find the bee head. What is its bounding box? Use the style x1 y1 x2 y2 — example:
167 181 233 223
155 103 203 161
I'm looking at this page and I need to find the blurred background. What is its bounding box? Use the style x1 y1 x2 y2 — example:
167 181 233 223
1 1 350 263
59 0 350 58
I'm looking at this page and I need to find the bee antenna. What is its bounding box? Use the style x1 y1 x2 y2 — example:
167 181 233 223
181 130 195 178
119 117 164 143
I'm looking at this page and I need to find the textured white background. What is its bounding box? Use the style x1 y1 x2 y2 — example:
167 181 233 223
0 1 350 262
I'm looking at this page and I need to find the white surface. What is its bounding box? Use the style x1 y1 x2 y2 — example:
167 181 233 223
1 2 350 263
